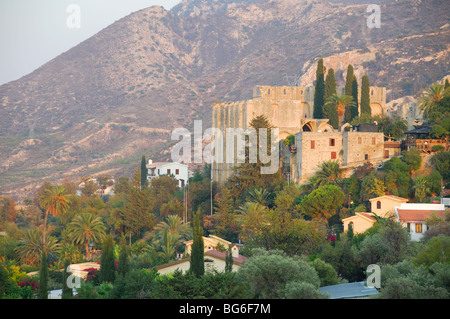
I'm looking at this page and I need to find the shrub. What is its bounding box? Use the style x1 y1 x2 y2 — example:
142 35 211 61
283 281 329 299
236 249 320 299
310 258 341 287
431 144 445 152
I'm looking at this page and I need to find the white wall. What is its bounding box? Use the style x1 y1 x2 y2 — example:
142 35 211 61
148 163 189 187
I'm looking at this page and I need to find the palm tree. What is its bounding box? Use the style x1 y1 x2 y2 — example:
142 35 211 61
414 177 430 203
15 229 60 266
158 229 180 263
324 94 354 128
153 215 192 243
67 213 106 259
246 188 272 207
236 201 270 241
313 160 345 188
418 83 450 117
39 185 71 250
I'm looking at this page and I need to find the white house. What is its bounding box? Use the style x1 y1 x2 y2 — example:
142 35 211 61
76 177 115 196
394 203 446 241
146 159 189 187
369 195 408 218
155 235 247 275
342 195 409 234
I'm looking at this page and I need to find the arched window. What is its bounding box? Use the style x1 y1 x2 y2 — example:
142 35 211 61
377 201 381 209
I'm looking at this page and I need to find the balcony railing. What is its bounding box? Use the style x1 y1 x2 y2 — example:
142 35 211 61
405 139 448 151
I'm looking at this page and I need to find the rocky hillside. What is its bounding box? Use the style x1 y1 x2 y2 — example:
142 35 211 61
0 0 449 200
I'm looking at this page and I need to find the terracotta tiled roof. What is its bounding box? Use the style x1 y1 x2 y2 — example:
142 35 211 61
155 257 190 270
341 213 376 222
357 213 377 222
396 209 445 222
369 195 408 202
205 250 248 265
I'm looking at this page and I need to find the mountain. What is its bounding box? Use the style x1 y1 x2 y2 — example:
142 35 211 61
0 0 449 200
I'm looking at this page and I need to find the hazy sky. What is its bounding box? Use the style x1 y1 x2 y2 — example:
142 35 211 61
0 0 181 85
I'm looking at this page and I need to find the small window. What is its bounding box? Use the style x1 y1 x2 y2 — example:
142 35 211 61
176 169 179 175
330 139 335 146
376 201 381 209
311 141 315 149
331 152 337 159
268 89 270 95
364 154 369 160
372 137 376 145
358 137 362 144
407 223 411 232
167 169 171 174
158 169 160 174
284 89 286 95
416 223 422 233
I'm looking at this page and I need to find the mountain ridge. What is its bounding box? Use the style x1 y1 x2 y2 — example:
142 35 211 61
0 0 449 200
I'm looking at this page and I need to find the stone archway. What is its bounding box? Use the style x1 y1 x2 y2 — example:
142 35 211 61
370 103 383 117
340 123 352 132
317 122 335 132
302 123 313 132
279 131 291 141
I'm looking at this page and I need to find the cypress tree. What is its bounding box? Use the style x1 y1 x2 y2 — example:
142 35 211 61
190 208 205 277
345 65 357 123
347 222 354 243
323 102 340 129
38 251 48 299
117 244 131 278
313 59 326 119
351 78 359 120
344 65 355 96
360 75 371 116
62 258 72 299
140 155 147 189
225 245 234 273
325 68 337 100
99 235 116 283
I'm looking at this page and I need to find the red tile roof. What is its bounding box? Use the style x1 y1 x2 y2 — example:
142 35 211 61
396 209 445 222
341 213 376 222
357 213 377 222
370 195 408 202
205 250 248 265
